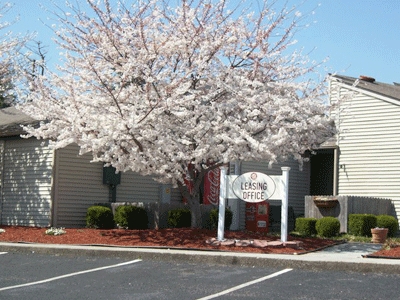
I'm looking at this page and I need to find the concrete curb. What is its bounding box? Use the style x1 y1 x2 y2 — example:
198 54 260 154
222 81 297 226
1 242 400 274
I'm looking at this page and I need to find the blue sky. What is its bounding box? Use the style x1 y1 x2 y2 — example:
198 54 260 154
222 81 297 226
4 0 400 84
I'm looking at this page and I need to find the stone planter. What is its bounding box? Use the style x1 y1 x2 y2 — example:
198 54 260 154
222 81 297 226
371 228 388 244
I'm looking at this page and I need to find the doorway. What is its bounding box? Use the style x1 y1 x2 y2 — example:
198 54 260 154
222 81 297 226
310 149 335 195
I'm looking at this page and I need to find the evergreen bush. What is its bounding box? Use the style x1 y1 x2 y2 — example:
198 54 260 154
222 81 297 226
86 205 115 229
348 214 377 236
167 208 191 228
93 202 112 209
295 217 317 236
376 215 399 237
207 208 233 230
315 217 340 238
114 205 148 229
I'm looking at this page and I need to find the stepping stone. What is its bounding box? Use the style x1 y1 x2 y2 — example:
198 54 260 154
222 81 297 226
235 239 252 247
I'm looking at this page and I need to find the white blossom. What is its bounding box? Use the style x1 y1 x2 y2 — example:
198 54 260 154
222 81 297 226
18 0 336 227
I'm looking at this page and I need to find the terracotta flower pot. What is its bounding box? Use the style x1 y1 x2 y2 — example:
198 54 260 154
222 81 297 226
371 228 388 244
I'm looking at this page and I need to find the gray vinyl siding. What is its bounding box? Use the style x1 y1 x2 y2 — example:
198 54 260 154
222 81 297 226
117 173 182 204
53 144 109 227
1 138 53 227
332 81 400 221
170 187 183 204
54 144 182 227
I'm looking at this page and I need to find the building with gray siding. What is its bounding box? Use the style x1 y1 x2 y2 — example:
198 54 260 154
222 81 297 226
0 106 310 229
4 74 400 230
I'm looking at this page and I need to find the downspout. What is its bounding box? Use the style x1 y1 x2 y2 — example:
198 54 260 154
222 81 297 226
333 147 339 196
50 146 58 227
329 75 340 196
0 140 4 224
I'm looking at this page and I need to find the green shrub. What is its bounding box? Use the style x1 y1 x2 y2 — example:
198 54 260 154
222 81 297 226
168 208 191 228
207 208 233 230
93 202 112 209
348 214 377 236
86 206 114 229
295 217 317 236
114 205 148 229
376 215 399 237
315 217 340 238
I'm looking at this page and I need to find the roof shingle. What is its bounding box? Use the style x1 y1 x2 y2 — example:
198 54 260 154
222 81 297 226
0 107 39 137
331 74 400 101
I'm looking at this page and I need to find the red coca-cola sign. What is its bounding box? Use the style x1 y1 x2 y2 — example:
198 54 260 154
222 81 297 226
203 168 220 205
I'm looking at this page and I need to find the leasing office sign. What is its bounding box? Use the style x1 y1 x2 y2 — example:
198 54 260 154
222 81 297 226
231 172 276 203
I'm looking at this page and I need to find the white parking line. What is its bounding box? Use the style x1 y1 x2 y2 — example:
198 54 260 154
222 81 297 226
0 252 7 255
0 259 142 292
197 268 293 300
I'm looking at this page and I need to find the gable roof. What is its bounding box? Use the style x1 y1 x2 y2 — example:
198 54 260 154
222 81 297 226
0 107 39 137
331 74 400 101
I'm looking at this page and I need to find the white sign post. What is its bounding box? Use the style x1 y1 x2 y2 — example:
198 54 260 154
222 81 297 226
217 166 228 241
280 167 291 243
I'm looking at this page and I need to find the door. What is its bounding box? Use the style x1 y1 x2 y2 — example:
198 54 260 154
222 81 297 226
310 149 335 195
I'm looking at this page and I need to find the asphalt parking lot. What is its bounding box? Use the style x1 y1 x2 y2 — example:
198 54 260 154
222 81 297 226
1 251 400 299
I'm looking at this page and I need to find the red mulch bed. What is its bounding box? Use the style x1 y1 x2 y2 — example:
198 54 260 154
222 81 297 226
367 246 400 259
0 226 344 255
2 226 399 257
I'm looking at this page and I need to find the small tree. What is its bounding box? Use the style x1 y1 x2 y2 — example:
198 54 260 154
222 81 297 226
0 3 30 107
0 62 15 108
19 0 336 227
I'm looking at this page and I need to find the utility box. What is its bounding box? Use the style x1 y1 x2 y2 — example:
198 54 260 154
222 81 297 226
159 184 172 203
103 166 121 186
245 201 269 233
103 166 121 203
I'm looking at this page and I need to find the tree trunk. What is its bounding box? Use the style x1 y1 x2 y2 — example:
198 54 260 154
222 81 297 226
178 180 203 228
188 194 202 228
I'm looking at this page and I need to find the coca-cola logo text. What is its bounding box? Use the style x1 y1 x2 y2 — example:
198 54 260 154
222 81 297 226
205 168 220 205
